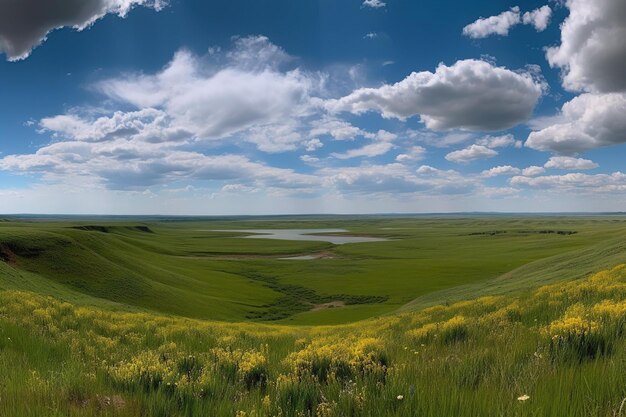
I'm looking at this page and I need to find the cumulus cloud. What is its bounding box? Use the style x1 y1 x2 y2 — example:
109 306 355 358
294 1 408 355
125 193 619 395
374 130 398 142
527 1 626 155
39 108 189 144
445 145 498 163
362 0 386 9
511 172 626 193
482 165 521 177
323 163 476 195
300 155 320 164
522 5 552 32
522 166 545 176
526 93 626 154
245 123 303 153
463 5 552 39
407 130 475 148
327 59 544 131
546 0 626 93
304 138 323 152
98 39 317 142
225 35 293 71
544 156 599 170
396 146 426 163
0 38 331 191
476 134 521 148
416 165 440 175
0 140 318 191
36 37 333 155
0 0 165 61
8 36 478 199
309 118 366 141
462 7 521 39
331 142 394 160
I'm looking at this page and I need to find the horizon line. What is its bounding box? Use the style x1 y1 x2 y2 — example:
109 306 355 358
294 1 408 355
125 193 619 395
1 211 625 218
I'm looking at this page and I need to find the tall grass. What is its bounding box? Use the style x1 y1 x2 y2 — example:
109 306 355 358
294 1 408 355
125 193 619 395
1 265 626 416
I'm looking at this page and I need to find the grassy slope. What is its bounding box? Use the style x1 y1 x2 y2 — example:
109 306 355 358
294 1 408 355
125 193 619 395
1 264 626 416
1 216 625 324
0 225 283 320
1 216 626 416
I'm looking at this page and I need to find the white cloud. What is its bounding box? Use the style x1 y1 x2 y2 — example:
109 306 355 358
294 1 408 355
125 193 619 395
324 164 419 194
416 165 440 175
98 37 318 141
0 140 319 191
445 145 498 163
300 155 320 164
39 108 189 144
528 1 626 156
364 33 379 39
0 0 165 61
245 123 303 153
462 5 551 40
522 5 552 32
374 130 397 142
522 166 545 176
511 172 626 193
221 183 257 194
323 163 476 195
482 165 521 177
326 59 544 131
304 138 323 152
544 156 599 170
331 142 394 160
362 0 386 9
225 35 293 71
546 0 626 93
308 118 395 143
476 134 520 149
462 7 521 39
526 93 626 154
309 117 366 141
396 146 426 163
408 130 475 148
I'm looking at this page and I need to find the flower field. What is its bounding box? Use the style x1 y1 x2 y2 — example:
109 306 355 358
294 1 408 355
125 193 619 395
1 265 626 416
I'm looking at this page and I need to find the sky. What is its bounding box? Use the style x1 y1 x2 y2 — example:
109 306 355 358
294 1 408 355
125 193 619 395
0 0 625 214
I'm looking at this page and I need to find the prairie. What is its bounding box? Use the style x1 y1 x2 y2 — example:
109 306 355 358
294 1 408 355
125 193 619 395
1 215 626 416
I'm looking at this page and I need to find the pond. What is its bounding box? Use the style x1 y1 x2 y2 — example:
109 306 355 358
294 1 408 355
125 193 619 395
212 228 388 245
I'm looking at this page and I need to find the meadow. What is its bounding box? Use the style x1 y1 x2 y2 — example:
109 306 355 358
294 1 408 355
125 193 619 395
1 215 626 416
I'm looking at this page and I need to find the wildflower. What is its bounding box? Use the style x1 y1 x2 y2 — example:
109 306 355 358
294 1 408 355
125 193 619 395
262 395 271 409
397 395 404 400
517 395 530 401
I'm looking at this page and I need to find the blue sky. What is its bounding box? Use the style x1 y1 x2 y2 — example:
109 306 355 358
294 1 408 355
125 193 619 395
0 0 624 214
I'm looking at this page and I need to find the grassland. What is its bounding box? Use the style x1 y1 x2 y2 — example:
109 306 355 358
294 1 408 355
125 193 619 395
2 216 625 324
1 215 626 416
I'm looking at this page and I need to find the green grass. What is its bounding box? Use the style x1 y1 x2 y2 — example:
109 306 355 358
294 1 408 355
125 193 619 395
1 216 625 323
1 264 626 416
1 215 626 416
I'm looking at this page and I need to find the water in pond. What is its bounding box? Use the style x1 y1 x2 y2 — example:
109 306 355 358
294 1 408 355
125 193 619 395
278 255 319 260
211 229 388 245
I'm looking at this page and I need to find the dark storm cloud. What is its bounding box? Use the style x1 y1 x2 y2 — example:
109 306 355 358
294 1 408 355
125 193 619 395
0 0 164 60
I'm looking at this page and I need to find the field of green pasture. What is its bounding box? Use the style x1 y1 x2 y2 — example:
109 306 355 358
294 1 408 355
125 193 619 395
1 215 625 324
2 262 626 417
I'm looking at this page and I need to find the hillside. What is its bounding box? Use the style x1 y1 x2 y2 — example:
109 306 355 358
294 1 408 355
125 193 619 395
1 260 626 416
2 217 625 324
